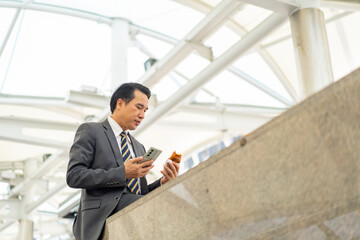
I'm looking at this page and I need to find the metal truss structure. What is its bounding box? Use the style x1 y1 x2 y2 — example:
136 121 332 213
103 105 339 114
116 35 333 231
0 0 359 239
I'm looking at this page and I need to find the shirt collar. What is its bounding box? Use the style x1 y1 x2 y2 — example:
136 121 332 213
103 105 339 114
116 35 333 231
108 116 131 142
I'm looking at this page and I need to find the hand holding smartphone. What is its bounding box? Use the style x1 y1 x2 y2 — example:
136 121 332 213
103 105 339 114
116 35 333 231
138 147 162 164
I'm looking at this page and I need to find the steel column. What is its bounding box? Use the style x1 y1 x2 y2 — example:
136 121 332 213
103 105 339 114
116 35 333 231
290 7 334 99
111 18 129 90
17 158 36 240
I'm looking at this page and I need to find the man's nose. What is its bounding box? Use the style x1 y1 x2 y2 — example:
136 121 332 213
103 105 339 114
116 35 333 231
139 111 145 119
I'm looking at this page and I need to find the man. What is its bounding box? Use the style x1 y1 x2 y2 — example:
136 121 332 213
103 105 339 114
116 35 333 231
66 83 179 240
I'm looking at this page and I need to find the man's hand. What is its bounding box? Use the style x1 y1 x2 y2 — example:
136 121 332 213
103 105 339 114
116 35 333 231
161 161 179 185
124 157 154 179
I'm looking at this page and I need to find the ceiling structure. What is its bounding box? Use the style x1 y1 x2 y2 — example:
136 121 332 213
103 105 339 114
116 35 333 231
0 0 359 239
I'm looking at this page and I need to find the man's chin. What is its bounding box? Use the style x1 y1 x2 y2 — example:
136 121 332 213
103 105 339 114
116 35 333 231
130 125 138 131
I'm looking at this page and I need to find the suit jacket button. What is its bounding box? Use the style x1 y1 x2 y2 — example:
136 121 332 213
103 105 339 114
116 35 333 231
115 197 120 200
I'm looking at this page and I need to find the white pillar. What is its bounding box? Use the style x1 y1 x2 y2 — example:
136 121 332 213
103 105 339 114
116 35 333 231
18 158 37 240
290 5 334 100
18 220 33 240
111 18 129 91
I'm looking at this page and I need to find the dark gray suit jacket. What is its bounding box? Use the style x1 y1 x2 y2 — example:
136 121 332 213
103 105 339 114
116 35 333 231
66 119 161 240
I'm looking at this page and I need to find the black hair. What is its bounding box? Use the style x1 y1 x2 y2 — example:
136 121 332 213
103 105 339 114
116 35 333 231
110 82 151 113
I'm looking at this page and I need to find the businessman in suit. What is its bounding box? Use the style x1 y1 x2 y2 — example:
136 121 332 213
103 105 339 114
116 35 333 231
66 82 179 240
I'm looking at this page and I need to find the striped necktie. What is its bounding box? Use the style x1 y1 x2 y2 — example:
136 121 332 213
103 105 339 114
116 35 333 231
120 132 141 195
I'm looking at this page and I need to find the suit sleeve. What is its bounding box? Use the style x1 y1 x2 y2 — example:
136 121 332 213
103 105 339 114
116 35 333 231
66 123 127 190
148 178 161 192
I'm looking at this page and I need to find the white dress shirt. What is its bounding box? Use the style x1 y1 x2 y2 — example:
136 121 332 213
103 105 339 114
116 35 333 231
107 116 135 158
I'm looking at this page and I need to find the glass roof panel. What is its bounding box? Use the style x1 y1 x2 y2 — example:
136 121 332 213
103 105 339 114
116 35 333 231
174 53 210 79
192 89 217 103
234 52 292 102
1 9 110 97
127 47 148 82
135 34 174 59
0 140 57 162
327 12 360 80
261 21 292 47
232 4 273 32
151 75 184 102
202 70 287 108
130 1 204 40
33 0 118 17
204 25 240 58
0 8 16 42
265 39 298 96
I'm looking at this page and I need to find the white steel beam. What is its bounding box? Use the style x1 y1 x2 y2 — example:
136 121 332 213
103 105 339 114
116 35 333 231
173 70 220 102
0 161 24 170
0 221 16 232
171 0 215 13
173 0 297 15
178 103 285 117
58 191 81 218
236 0 298 15
133 36 219 103
9 151 66 198
66 90 108 108
26 181 68 213
156 105 281 132
139 0 244 88
130 24 178 45
320 0 360 12
0 133 70 149
0 91 108 109
6 83 115 212
0 117 74 148
0 94 66 106
157 112 272 132
134 13 287 136
0 2 112 24
263 11 352 49
0 116 78 131
141 1 299 104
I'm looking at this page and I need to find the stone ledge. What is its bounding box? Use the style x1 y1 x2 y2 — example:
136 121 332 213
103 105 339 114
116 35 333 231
103 67 360 240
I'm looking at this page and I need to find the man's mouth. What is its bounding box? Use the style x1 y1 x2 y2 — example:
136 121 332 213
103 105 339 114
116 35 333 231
135 120 141 126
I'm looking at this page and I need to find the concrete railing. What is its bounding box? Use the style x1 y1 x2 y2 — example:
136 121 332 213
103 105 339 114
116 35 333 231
102 68 360 240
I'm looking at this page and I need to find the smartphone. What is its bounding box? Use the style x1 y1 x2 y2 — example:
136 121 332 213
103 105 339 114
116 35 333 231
138 147 162 164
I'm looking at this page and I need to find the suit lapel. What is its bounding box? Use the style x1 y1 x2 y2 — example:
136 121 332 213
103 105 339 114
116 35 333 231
102 119 123 166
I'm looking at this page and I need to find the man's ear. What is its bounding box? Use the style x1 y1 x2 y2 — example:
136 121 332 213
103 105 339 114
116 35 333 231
116 98 124 109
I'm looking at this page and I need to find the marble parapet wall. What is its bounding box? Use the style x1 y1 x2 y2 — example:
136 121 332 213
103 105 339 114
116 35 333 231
102 68 360 240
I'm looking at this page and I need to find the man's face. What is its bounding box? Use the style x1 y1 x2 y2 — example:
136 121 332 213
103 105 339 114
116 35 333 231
114 89 149 131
